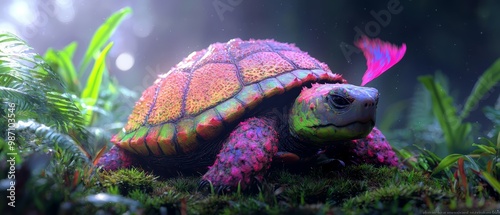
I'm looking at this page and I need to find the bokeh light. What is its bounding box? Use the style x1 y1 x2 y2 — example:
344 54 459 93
9 0 36 26
116 52 135 71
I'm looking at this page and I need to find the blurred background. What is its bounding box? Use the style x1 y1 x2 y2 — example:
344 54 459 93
1 0 499 138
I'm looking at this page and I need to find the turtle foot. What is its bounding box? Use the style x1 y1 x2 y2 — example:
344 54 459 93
201 117 279 191
349 127 399 167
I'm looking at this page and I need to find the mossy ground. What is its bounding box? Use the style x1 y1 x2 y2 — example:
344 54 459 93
55 164 498 214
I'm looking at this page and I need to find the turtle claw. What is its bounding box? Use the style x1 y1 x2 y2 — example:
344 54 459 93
197 180 233 194
311 153 346 169
197 180 210 192
318 157 346 167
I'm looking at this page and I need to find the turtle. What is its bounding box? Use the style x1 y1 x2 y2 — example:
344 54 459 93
97 37 406 191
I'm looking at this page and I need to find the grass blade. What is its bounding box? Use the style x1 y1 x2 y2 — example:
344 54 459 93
81 42 113 125
432 154 464 175
44 43 79 93
78 7 132 75
482 171 500 194
471 143 496 155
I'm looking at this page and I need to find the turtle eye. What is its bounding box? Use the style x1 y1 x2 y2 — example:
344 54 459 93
327 95 350 109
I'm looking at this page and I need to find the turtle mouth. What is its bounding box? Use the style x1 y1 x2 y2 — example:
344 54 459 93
310 120 375 129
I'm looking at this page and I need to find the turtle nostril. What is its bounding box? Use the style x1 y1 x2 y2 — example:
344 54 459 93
364 101 376 108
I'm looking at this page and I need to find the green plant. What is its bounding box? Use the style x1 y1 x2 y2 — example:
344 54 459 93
43 6 133 128
0 32 86 142
419 58 500 154
99 168 159 196
43 7 134 160
0 7 134 214
432 132 500 197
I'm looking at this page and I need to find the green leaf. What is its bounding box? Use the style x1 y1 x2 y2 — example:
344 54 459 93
472 143 496 155
79 7 132 75
413 144 442 163
482 171 500 194
419 75 470 153
497 131 500 149
460 58 500 120
0 32 86 137
407 84 434 130
44 43 79 93
432 154 464 175
485 106 500 125
63 41 78 59
81 42 113 125
60 42 79 89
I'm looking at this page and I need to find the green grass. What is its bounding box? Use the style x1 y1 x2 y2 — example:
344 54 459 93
52 164 498 214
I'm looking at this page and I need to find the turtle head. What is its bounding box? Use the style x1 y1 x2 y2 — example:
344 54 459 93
289 83 378 145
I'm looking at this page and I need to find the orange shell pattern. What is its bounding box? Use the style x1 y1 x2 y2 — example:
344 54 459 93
112 38 346 156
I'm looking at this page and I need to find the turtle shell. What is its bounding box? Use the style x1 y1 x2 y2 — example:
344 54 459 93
112 38 346 156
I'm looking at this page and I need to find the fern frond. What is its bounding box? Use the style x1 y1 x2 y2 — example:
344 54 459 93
419 75 472 154
16 120 88 162
0 32 86 142
407 84 434 130
460 58 500 120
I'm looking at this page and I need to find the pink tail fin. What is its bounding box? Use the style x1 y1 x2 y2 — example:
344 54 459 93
355 36 406 86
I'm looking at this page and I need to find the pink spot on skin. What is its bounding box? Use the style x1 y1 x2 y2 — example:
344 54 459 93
309 103 315 110
367 149 374 157
230 167 241 179
377 154 385 163
355 36 406 86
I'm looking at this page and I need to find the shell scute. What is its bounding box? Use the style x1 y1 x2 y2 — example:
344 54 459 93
147 70 189 125
228 39 273 60
144 126 162 156
239 52 294 84
194 108 225 141
214 98 246 124
176 119 197 153
129 127 150 156
185 63 241 115
258 78 285 99
157 123 176 155
280 51 319 69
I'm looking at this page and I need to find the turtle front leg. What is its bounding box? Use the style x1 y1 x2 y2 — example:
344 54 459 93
96 145 139 171
324 127 399 167
348 127 398 166
200 117 279 192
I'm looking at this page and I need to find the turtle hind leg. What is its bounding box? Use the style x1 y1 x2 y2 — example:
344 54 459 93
95 145 139 171
199 117 279 193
